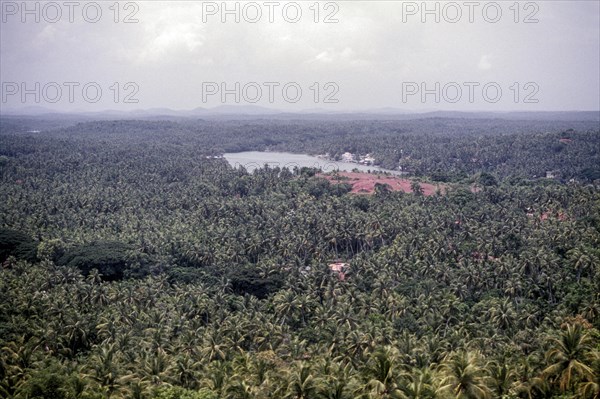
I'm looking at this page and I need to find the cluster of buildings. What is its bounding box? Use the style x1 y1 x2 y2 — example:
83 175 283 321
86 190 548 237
317 152 377 166
339 152 376 166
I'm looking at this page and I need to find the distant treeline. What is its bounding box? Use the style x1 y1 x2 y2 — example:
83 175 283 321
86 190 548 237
3 117 597 182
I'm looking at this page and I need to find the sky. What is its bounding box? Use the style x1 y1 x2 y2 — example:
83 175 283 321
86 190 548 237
1 0 599 113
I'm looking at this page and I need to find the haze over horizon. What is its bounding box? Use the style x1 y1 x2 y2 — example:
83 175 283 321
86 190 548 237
1 1 599 113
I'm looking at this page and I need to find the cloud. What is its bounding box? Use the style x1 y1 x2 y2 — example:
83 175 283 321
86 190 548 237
134 5 206 63
478 54 493 71
311 47 369 68
140 23 205 61
33 25 58 46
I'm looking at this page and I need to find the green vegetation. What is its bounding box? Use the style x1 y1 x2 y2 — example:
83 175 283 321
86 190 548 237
0 228 38 263
56 242 140 281
0 117 599 398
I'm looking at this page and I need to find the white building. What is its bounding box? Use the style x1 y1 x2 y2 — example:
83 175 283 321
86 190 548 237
341 152 354 162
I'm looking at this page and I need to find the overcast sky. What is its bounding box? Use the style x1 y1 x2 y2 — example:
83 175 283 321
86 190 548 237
1 0 599 112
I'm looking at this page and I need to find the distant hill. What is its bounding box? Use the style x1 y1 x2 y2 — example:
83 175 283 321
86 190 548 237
1 105 598 122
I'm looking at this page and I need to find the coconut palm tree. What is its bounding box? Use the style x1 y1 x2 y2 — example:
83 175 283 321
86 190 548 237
542 324 594 393
438 351 492 399
86 344 134 399
397 367 439 399
361 347 403 398
285 362 320 399
487 361 516 398
577 351 600 399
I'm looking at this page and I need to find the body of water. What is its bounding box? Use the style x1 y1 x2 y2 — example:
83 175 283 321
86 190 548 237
223 151 403 175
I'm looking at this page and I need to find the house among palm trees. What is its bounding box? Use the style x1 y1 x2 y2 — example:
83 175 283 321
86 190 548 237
546 170 560 179
328 261 348 280
341 152 354 162
359 154 376 165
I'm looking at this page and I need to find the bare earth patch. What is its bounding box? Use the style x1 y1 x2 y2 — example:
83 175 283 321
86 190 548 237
319 172 444 195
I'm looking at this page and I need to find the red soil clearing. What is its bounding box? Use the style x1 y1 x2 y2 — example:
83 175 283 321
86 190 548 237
540 211 568 222
319 172 443 196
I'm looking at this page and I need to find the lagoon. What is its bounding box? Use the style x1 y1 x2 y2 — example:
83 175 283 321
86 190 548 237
223 151 402 175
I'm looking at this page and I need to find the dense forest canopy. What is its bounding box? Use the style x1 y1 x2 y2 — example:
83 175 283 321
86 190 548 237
2 117 599 181
0 116 599 399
